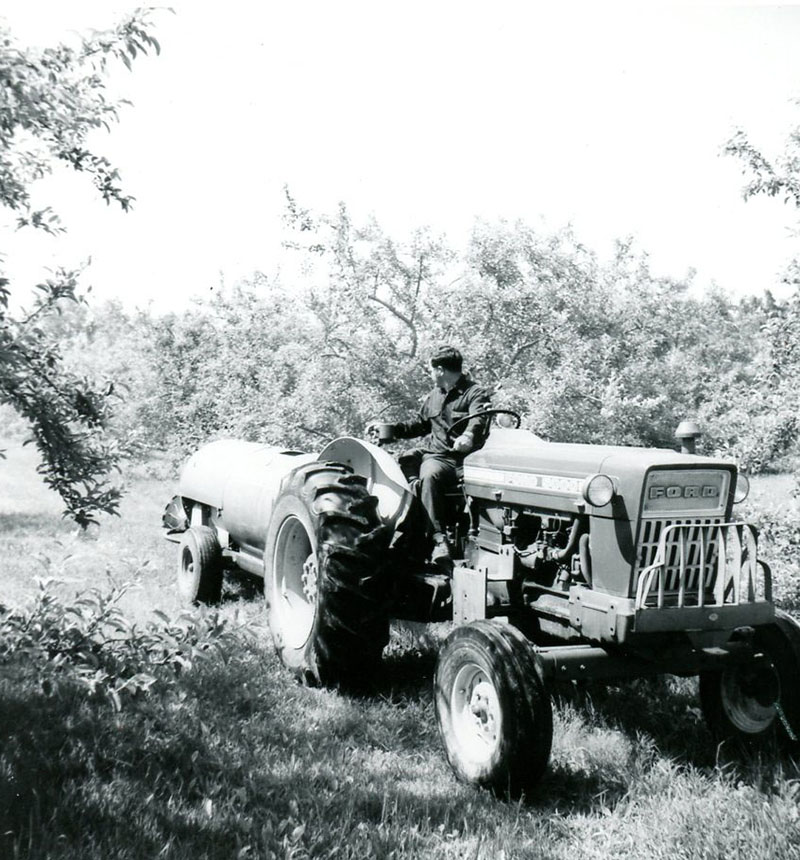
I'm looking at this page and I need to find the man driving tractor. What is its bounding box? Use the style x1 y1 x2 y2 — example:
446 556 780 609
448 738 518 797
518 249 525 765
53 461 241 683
369 346 491 566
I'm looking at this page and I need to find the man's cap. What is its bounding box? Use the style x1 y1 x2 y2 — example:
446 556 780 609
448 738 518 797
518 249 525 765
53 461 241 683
430 345 463 370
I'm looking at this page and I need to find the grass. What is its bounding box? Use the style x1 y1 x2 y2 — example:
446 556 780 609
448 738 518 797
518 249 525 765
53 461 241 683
1 441 800 859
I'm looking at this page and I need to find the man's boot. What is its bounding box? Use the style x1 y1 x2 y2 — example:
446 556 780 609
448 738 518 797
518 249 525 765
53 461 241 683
431 532 452 571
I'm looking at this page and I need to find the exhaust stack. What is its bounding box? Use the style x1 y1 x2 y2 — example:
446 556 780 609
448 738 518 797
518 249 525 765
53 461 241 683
675 419 702 455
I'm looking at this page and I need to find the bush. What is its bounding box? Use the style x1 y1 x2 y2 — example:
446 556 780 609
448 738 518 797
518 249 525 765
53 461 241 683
743 499 800 613
0 575 242 711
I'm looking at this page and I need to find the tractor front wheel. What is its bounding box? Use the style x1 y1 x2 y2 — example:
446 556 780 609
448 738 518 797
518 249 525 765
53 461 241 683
434 620 553 796
264 462 391 687
699 609 800 751
177 525 223 605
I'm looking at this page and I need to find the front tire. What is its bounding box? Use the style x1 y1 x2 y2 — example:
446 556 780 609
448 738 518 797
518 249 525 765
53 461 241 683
264 462 391 687
699 609 800 751
177 526 223 605
434 620 553 796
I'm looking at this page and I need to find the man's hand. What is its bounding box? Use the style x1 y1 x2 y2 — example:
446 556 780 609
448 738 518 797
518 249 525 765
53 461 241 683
451 434 473 454
366 421 397 444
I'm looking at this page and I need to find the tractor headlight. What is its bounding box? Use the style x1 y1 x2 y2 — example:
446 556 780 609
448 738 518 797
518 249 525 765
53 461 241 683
733 473 750 504
582 473 615 507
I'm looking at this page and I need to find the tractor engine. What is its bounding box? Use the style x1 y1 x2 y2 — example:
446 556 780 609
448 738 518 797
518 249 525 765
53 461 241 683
467 504 586 590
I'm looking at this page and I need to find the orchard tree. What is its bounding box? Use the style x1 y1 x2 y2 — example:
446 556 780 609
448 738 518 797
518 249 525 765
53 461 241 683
723 110 800 471
0 10 161 526
142 196 760 466
280 191 456 423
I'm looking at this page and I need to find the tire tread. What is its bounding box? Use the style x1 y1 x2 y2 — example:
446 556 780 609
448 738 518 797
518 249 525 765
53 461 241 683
266 461 391 687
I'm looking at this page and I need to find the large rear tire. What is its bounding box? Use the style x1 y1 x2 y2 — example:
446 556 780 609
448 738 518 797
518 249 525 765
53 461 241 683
177 525 223 606
264 462 391 687
434 620 553 796
699 609 800 751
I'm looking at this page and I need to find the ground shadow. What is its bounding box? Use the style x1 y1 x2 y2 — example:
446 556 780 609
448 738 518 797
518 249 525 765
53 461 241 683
221 569 263 603
551 675 800 778
552 676 710 761
362 646 437 703
0 511 71 534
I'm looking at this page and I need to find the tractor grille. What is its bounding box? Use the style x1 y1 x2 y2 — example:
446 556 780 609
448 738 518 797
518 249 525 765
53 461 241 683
634 518 768 609
636 518 722 598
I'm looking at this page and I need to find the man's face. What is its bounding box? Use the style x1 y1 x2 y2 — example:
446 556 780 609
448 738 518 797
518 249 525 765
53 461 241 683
430 364 445 388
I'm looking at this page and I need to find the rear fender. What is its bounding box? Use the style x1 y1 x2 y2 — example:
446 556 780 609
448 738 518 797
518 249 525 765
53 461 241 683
318 437 413 529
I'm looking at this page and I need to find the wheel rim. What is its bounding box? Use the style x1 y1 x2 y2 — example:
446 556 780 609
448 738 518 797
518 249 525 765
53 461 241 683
450 662 502 765
720 662 778 734
273 515 317 649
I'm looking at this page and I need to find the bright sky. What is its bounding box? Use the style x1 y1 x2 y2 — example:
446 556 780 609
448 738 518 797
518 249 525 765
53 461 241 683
2 1 800 310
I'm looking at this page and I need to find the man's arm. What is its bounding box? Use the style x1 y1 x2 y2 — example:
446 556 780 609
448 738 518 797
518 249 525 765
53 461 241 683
388 391 433 440
452 386 492 453
365 393 432 443
392 410 431 440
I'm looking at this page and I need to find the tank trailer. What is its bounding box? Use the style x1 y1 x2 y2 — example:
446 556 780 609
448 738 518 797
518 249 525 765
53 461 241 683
163 415 800 794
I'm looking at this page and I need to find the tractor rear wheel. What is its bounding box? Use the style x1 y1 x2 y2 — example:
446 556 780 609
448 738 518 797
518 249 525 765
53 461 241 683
177 525 223 605
699 609 800 751
434 620 553 796
264 462 391 687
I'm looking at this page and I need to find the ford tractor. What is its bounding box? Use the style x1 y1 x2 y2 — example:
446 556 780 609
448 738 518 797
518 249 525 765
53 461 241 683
162 414 800 794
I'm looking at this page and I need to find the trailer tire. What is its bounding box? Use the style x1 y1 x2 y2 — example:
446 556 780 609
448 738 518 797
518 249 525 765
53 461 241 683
264 462 391 688
177 525 223 606
699 609 800 751
434 620 553 796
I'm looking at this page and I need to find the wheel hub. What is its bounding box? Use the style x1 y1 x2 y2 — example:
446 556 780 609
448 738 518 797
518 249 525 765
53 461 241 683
469 681 498 741
451 665 502 764
301 554 318 603
721 655 781 734
738 654 780 708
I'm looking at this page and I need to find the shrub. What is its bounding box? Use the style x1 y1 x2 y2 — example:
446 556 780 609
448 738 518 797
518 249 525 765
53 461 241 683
743 500 800 613
0 575 242 711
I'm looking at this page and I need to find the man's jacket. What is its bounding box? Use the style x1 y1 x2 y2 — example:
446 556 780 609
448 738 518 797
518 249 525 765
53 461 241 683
393 375 491 456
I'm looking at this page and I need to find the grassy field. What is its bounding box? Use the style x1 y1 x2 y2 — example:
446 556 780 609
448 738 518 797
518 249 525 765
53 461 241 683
1 440 800 859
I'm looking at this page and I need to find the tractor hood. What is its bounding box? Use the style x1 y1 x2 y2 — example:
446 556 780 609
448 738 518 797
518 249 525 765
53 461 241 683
464 428 737 520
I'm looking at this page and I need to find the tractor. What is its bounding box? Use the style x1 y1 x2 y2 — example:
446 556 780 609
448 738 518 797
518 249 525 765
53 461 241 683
162 414 800 794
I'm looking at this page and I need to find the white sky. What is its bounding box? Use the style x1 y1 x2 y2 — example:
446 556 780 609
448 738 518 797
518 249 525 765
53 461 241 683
2 1 800 310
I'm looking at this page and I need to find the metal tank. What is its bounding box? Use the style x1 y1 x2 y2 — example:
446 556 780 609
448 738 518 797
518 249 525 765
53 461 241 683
178 439 317 556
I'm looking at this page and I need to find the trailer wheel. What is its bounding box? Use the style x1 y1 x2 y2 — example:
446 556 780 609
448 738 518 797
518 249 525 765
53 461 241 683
177 526 223 605
434 620 553 796
699 609 800 751
264 462 391 687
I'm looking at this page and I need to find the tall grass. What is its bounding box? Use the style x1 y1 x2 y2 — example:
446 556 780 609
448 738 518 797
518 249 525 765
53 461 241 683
3 601 799 860
1 442 799 859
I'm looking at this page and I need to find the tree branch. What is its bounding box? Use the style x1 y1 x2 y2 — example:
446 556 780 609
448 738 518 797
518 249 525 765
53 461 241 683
507 341 538 368
299 424 330 440
368 292 418 358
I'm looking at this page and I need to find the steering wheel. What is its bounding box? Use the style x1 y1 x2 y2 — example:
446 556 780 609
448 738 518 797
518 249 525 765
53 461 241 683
447 408 522 441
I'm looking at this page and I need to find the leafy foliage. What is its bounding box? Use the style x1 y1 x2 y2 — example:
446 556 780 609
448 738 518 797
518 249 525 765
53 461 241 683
27 191 797 476
0 10 161 524
0 573 239 712
725 121 800 211
744 498 800 613
113 199 778 469
722 109 800 475
0 11 161 225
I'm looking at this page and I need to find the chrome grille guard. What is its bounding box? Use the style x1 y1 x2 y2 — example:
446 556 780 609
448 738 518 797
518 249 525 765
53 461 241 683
635 521 772 610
